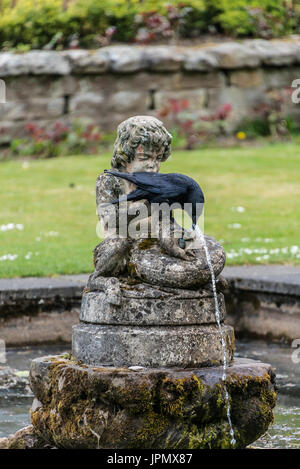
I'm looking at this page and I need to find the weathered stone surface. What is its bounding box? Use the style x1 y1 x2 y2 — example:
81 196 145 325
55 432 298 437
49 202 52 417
184 49 219 71
208 43 261 69
261 66 300 90
29 355 276 449
130 236 226 289
4 76 77 101
143 46 184 71
1 41 300 135
72 323 234 368
154 88 207 112
207 86 266 125
1 425 53 449
80 286 226 325
69 92 106 117
246 39 300 66
0 366 31 395
224 265 300 342
104 46 146 73
229 69 263 89
180 71 226 89
0 51 71 77
0 98 65 121
107 90 150 113
63 49 109 73
0 310 79 346
0 40 299 79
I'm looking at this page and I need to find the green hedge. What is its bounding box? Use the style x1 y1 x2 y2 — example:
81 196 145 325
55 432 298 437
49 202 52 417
0 0 299 51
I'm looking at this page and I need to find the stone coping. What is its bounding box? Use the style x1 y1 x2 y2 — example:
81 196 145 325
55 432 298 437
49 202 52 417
1 265 299 308
1 38 300 77
223 265 300 296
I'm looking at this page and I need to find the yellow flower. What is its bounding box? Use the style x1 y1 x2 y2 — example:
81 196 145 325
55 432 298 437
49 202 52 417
236 131 246 140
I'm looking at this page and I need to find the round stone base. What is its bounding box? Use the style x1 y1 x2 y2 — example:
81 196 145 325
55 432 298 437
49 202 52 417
29 355 276 449
72 323 234 368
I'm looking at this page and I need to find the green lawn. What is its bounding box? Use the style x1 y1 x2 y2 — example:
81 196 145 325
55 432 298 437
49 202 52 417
0 142 299 278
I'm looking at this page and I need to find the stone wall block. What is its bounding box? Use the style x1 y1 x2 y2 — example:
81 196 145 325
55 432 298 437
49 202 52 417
143 46 184 71
261 67 300 90
0 97 64 121
69 92 106 118
229 69 263 89
180 72 226 89
246 39 300 66
107 90 150 113
0 101 26 121
0 51 71 77
184 49 219 71
207 86 267 125
4 76 78 101
104 46 146 73
208 42 261 69
62 49 109 74
155 89 207 112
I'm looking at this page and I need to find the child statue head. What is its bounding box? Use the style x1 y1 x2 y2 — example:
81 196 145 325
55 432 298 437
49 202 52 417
111 115 172 173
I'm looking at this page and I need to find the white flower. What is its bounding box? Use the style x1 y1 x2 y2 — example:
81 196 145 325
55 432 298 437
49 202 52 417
227 223 242 229
0 254 18 261
231 206 245 213
241 237 250 242
0 223 24 232
290 246 299 255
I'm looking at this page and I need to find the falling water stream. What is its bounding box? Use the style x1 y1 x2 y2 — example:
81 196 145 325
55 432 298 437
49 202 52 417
196 226 236 446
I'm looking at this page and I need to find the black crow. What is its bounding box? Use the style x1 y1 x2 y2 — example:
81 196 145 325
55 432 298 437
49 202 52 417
103 169 205 228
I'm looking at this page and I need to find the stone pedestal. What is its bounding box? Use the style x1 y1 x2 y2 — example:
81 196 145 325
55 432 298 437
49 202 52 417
29 355 276 449
72 283 234 368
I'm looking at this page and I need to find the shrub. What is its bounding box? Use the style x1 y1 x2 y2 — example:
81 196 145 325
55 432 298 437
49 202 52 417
158 98 232 149
0 0 299 51
7 120 102 158
215 0 297 38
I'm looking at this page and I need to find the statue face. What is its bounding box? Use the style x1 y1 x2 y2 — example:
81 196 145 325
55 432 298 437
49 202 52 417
126 144 164 173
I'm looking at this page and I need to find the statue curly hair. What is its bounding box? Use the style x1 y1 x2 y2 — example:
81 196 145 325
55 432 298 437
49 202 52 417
111 115 172 170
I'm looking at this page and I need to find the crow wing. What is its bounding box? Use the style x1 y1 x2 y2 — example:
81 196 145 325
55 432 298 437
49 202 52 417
105 170 188 199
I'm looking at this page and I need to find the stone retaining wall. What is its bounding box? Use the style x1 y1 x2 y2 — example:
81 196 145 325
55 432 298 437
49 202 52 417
1 39 300 137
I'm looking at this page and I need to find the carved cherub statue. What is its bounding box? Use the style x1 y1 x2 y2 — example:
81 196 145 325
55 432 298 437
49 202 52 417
88 115 224 303
95 115 195 269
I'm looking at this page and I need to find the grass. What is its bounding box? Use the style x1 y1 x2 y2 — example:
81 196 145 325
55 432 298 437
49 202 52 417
0 142 299 278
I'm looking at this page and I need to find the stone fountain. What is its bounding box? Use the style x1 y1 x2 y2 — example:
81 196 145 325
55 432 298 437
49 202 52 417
29 116 276 449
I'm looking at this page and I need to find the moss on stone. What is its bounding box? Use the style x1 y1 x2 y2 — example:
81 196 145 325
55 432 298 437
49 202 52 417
137 238 157 251
133 412 169 448
128 261 137 277
29 357 277 449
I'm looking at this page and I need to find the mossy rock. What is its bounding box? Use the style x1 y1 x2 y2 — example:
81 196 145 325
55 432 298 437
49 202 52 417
28 355 276 449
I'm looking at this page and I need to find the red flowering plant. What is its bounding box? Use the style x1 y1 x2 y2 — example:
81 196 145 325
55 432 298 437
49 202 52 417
158 99 232 149
134 4 181 44
9 120 102 158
